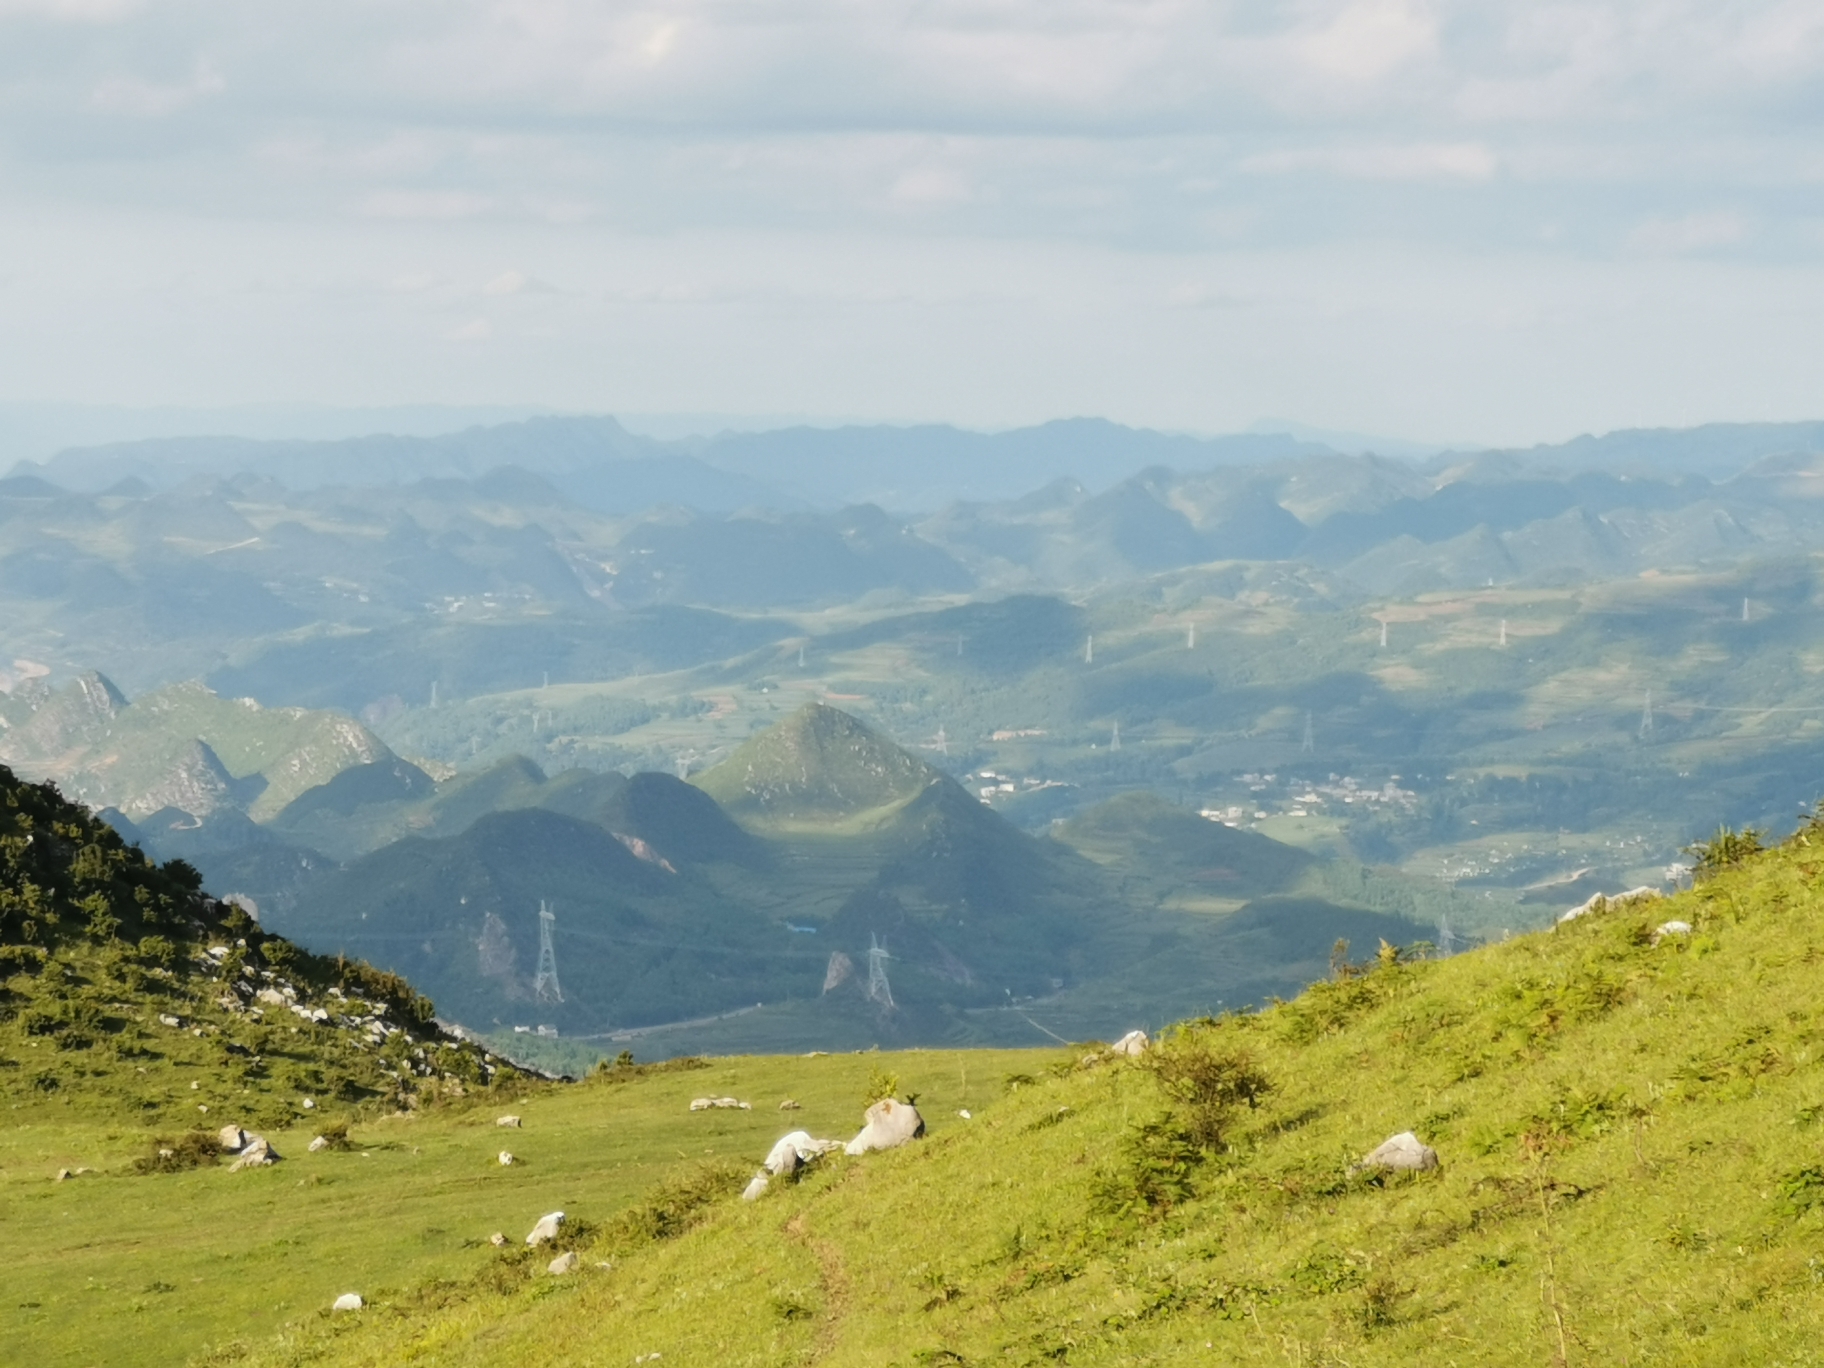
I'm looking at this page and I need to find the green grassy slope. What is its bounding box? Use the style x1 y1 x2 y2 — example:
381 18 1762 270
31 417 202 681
219 824 1824 1367
694 701 940 829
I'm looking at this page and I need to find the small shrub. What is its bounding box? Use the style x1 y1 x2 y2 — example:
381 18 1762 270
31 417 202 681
1091 1114 1202 1218
135 1130 222 1174
1685 825 1764 881
315 1118 353 1150
1143 1027 1271 1151
862 1065 901 1111
1351 1274 1414 1332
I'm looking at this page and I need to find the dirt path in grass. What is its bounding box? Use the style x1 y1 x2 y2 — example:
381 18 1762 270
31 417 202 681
784 1211 851 1361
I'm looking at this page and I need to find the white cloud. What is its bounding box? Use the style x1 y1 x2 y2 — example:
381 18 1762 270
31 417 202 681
91 57 225 117
1627 211 1749 256
889 167 974 206
1243 142 1497 181
360 190 495 220
0 0 139 20
448 317 491 341
1296 0 1438 81
0 0 1821 439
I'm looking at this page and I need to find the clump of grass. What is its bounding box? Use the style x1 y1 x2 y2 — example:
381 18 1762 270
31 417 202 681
134 1129 222 1174
601 1159 748 1249
314 1118 353 1151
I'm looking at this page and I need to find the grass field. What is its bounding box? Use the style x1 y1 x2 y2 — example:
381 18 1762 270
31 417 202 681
190 825 1824 1367
0 1048 1046 1366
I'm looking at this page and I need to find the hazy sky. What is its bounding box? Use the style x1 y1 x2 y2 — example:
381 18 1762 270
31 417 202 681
3 1 1822 446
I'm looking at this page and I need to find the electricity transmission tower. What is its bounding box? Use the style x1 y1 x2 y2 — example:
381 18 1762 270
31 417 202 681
533 902 563 1005
1639 690 1654 739
1437 912 1457 958
865 934 894 1009
1187 622 1196 649
1085 634 1094 664
1301 711 1315 753
1499 619 1508 647
1110 721 1120 751
1379 620 1388 648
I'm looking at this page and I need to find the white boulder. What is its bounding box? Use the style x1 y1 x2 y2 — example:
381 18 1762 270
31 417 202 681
1110 1029 1150 1057
844 1098 926 1156
526 1211 564 1246
332 1293 363 1312
1558 886 1663 925
228 1135 279 1171
497 1151 515 1166
763 1130 843 1177
217 1125 249 1152
308 1135 331 1153
496 1115 522 1128
1653 920 1693 943
741 1173 770 1202
689 1097 751 1111
1358 1131 1439 1173
548 1251 578 1275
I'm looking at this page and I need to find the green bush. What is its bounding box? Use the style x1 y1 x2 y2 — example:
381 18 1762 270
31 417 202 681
1685 825 1764 881
135 1130 223 1175
1092 1113 1203 1218
1143 1026 1272 1150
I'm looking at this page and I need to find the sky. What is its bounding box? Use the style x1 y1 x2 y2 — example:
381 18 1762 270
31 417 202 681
2 1 1822 447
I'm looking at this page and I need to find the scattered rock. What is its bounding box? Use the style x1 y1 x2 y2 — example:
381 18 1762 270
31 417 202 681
308 1135 331 1153
844 1098 926 1155
526 1211 564 1246
778 1099 801 1111
1558 886 1663 925
741 1173 770 1202
55 1168 71 1182
157 1014 182 1028
764 1130 844 1177
302 1097 316 1110
1110 1029 1150 1057
1358 1131 1439 1173
332 1293 363 1312
496 1115 522 1128
489 1232 509 1248
228 1135 280 1171
498 1151 515 1166
958 1109 972 1120
218 1125 249 1152
689 1097 751 1111
255 988 287 1006
1653 920 1694 943
548 1251 578 1275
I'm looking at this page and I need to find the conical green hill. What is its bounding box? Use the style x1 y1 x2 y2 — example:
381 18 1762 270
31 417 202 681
692 702 940 829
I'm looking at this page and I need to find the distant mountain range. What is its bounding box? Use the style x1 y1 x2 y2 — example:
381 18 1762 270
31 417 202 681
8 692 1462 1049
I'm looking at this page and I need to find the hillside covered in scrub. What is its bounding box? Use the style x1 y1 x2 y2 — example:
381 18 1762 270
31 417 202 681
221 819 1824 1366
0 761 512 1127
